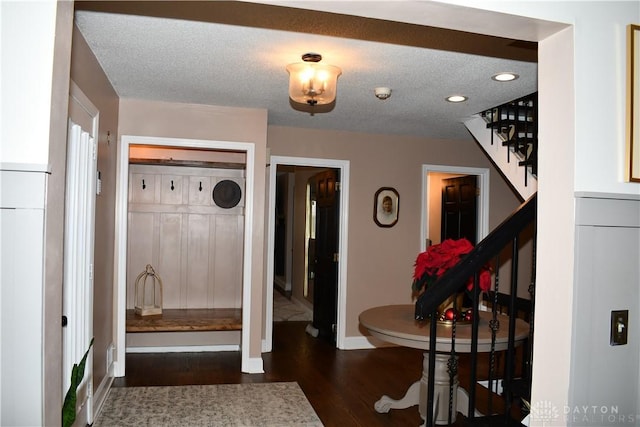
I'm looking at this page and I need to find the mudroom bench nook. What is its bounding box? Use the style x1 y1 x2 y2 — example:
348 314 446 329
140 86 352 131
126 161 246 350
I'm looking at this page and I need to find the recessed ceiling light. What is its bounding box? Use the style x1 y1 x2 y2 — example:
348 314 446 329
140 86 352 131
492 72 519 82
446 95 468 103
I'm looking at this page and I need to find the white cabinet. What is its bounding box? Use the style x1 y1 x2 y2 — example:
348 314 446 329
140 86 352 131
127 164 245 310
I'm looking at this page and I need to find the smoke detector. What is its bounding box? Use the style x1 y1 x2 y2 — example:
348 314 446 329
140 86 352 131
374 87 392 100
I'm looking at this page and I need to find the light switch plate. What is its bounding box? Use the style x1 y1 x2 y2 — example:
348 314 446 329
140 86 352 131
610 310 628 346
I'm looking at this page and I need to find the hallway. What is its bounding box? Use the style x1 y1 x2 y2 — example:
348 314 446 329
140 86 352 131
273 289 313 322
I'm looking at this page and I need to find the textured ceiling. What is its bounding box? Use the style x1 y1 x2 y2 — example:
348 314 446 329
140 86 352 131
74 2 538 141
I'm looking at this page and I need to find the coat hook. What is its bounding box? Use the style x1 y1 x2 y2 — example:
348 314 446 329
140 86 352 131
142 179 146 190
171 180 175 191
199 181 203 191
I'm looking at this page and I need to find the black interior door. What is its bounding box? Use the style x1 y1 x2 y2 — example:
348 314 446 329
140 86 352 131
274 174 287 279
311 169 339 343
441 175 478 244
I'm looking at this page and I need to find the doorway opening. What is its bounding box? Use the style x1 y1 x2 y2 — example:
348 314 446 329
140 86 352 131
421 165 490 252
114 135 257 376
265 156 350 352
272 167 340 332
272 166 317 324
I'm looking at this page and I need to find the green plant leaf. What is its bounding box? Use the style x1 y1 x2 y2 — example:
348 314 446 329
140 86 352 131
62 338 94 427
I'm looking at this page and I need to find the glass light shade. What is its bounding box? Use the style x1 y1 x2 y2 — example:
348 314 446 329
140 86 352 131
286 61 342 106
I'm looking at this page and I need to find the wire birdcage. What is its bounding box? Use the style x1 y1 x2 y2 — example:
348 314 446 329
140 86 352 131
134 264 163 316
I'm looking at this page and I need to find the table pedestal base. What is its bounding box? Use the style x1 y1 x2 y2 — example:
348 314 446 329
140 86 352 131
419 353 458 424
375 353 478 425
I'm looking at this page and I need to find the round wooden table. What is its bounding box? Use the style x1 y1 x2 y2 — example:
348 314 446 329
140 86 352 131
359 304 529 425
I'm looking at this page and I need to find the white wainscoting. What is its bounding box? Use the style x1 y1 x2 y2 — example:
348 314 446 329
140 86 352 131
570 192 640 419
0 167 47 427
127 164 245 311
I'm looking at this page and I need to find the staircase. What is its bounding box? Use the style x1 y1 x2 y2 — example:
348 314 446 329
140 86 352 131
414 94 539 426
464 93 538 201
416 194 536 426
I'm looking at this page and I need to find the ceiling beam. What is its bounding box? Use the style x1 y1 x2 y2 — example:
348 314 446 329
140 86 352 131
74 1 536 62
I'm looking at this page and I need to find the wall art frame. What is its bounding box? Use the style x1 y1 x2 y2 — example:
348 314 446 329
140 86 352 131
627 24 640 182
373 187 399 227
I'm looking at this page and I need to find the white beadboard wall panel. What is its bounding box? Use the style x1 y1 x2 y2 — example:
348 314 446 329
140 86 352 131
207 217 218 308
188 176 211 205
186 213 210 308
158 213 183 308
212 215 244 308
130 173 158 204
160 174 183 205
126 212 156 309
126 164 245 311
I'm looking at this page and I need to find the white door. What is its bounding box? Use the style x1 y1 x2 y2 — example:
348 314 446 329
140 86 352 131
62 81 99 424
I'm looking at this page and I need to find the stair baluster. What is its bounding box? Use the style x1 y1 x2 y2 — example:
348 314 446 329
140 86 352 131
418 194 537 426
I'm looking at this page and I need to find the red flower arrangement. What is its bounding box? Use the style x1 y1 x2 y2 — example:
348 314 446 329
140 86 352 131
411 238 492 297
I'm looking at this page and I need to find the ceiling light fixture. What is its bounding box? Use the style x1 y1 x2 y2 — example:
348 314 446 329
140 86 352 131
446 95 468 103
286 53 342 106
492 72 519 82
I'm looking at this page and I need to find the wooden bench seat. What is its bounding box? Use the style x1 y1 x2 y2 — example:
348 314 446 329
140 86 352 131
126 308 242 332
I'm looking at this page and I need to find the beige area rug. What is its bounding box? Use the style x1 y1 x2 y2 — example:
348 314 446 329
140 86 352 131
273 290 313 322
94 382 323 427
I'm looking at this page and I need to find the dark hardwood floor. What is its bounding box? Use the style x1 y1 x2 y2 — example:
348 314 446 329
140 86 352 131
114 321 518 426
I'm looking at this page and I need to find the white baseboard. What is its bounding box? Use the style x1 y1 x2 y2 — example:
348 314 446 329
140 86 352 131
263 332 397 352
92 366 114 424
242 356 264 374
126 344 240 353
341 335 397 350
262 333 396 351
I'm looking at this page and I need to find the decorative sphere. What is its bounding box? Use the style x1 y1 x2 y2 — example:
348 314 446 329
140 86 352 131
464 309 474 321
444 308 457 321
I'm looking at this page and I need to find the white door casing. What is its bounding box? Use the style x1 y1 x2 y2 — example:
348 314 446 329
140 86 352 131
114 136 257 376
63 81 99 424
264 156 350 352
421 165 490 252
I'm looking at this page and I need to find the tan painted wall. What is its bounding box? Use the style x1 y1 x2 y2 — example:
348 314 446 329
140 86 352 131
118 98 268 359
70 24 120 401
42 3 74 424
267 125 522 337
